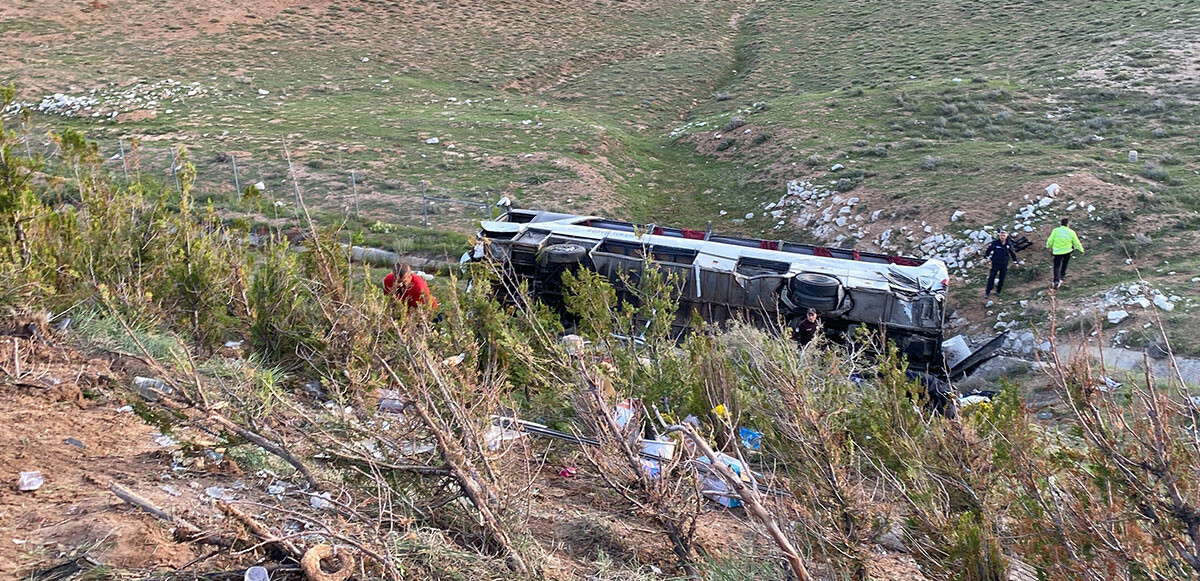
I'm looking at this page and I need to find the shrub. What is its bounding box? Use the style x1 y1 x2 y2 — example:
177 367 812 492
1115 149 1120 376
834 177 859 192
722 117 745 132
715 138 735 151
1140 163 1170 182
922 155 944 170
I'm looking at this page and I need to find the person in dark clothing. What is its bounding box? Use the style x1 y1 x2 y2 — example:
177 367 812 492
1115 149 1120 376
983 231 1019 298
792 308 822 345
905 370 959 419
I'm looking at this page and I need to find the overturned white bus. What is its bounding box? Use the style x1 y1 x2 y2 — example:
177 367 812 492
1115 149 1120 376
469 209 1001 377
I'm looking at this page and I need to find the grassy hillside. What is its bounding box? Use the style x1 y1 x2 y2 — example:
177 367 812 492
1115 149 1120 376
3 0 1198 352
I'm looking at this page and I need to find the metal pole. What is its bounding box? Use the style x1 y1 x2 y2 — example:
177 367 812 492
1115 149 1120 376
231 154 240 198
350 170 360 220
118 139 129 181
170 146 181 193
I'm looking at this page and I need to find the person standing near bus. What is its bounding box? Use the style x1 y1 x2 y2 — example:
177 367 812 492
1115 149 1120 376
1046 218 1084 289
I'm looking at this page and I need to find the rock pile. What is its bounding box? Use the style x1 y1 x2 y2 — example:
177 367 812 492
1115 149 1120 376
1101 282 1185 314
771 179 1110 281
4 79 221 120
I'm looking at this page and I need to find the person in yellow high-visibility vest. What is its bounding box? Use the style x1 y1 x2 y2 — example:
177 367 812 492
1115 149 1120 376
1046 218 1084 289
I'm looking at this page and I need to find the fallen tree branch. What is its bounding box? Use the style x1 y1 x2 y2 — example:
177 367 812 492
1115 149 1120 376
380 359 530 575
109 484 232 548
667 424 812 581
215 501 305 562
208 412 320 490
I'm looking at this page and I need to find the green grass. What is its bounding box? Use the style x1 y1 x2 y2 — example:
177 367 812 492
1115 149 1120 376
4 0 1199 351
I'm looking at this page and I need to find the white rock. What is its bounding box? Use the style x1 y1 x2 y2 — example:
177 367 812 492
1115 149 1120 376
830 163 844 171
1038 196 1053 207
1045 183 1060 196
838 206 852 215
1153 295 1175 311
1107 310 1129 325
1133 297 1152 309
1087 204 1095 212
257 89 269 96
923 226 932 233
951 210 964 222
835 217 848 227
424 137 440 144
871 210 882 222
745 213 754 220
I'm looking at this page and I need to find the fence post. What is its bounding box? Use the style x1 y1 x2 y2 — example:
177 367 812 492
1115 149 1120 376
283 142 307 224
118 138 129 181
22 121 33 160
169 146 181 193
231 154 240 199
421 182 429 229
350 170 360 220
485 191 493 219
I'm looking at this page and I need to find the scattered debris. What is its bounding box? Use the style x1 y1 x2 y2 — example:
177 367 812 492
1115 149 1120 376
309 491 334 510
301 544 355 581
244 565 271 581
18 470 44 491
205 486 235 501
134 376 173 401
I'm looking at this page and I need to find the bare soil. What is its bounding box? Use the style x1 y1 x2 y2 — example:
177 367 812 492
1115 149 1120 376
1 326 920 579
